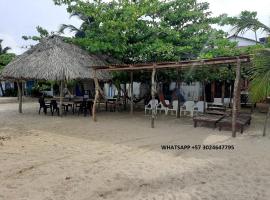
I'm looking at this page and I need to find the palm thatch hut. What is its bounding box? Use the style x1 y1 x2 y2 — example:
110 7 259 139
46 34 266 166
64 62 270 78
1 35 112 115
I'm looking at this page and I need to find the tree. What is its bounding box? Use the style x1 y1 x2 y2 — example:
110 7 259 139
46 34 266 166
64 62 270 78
0 40 15 96
250 49 270 136
52 0 241 85
53 0 230 63
22 26 51 42
21 26 57 49
222 11 270 42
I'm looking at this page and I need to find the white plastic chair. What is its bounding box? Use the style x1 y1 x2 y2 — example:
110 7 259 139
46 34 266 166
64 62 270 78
180 101 195 117
167 100 178 116
193 101 207 115
145 99 158 115
157 100 169 115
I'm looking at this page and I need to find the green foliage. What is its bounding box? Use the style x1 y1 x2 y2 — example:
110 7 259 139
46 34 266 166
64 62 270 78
4 88 17 97
0 53 15 69
250 49 270 102
22 26 54 42
53 0 233 63
0 39 11 54
52 0 246 83
0 40 15 72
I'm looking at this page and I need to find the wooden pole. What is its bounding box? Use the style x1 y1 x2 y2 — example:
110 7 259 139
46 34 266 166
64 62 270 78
232 58 241 137
203 81 206 113
130 71 134 114
92 72 100 122
17 81 22 113
237 79 242 110
221 81 225 104
229 82 232 107
263 103 270 136
151 66 156 128
59 80 63 116
177 69 181 118
211 82 215 102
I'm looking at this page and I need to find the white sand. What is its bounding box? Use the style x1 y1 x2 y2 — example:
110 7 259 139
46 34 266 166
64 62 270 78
0 102 270 200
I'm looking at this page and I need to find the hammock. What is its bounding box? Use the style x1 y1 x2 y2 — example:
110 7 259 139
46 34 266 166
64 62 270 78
158 90 172 108
121 89 146 104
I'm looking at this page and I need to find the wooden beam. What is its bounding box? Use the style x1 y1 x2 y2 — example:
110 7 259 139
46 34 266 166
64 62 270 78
232 58 241 137
93 56 250 72
130 71 134 115
17 81 22 113
151 66 156 128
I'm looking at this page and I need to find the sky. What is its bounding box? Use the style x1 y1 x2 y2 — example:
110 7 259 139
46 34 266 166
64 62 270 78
0 0 269 55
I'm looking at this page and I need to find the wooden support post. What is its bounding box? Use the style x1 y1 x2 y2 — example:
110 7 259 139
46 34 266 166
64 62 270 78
59 80 64 116
92 75 100 122
203 81 206 113
130 71 134 114
232 58 241 137
221 81 225 104
17 81 22 113
229 81 233 107
151 66 156 128
263 104 270 136
211 82 215 102
177 69 181 118
237 79 242 110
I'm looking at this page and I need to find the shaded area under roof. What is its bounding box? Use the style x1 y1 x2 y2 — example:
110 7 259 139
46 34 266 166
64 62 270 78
1 35 112 81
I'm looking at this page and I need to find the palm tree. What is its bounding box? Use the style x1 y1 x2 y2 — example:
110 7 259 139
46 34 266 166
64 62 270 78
59 12 96 38
230 11 270 42
250 49 270 136
0 39 12 96
0 39 11 54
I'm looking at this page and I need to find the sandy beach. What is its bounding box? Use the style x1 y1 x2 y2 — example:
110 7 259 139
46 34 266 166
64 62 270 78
1 102 270 200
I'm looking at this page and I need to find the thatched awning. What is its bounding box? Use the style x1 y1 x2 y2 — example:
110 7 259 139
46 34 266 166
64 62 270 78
1 35 112 81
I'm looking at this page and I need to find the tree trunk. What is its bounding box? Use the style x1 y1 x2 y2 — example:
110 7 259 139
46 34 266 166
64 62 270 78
263 104 270 136
255 30 258 43
232 59 241 137
151 67 156 128
130 71 134 114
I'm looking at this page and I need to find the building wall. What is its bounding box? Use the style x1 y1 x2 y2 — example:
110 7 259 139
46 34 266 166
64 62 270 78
229 37 257 47
103 81 202 102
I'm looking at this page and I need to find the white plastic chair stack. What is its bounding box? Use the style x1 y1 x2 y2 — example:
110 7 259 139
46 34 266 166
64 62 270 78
167 100 178 116
193 101 207 115
145 99 159 115
180 101 195 117
157 100 170 115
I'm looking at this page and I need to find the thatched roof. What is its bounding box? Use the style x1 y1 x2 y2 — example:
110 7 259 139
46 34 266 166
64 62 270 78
1 35 112 81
